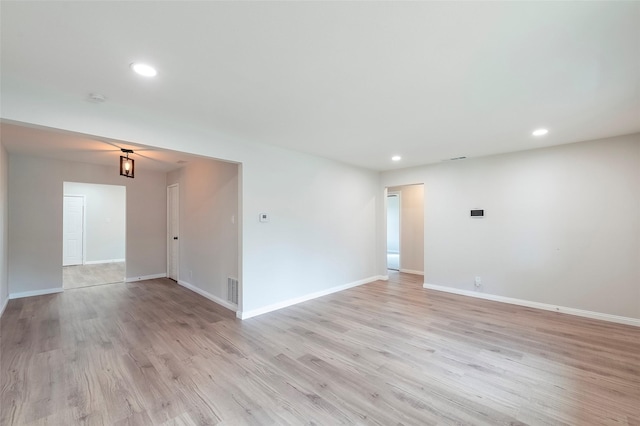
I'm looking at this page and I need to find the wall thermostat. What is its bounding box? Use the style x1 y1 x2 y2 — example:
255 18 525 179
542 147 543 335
259 213 269 223
470 209 484 218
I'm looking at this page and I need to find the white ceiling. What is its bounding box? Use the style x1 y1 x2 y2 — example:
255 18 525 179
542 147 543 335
1 1 639 171
0 122 207 172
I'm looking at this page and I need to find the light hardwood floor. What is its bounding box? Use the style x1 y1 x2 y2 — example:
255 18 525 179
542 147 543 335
1 272 639 425
63 262 125 290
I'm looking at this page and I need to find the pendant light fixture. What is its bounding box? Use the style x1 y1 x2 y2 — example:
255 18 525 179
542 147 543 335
120 149 135 178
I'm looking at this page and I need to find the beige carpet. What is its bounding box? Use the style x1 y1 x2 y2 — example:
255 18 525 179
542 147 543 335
63 262 125 289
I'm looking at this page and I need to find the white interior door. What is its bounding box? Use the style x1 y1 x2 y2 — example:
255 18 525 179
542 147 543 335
63 195 84 266
167 184 179 281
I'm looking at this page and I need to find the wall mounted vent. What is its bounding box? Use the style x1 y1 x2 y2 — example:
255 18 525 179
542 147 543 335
227 277 239 305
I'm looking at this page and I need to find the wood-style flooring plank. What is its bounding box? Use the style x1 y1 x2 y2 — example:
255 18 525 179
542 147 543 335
1 273 639 425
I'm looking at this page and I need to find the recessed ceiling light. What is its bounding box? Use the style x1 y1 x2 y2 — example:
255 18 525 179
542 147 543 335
391 155 402 161
532 128 549 136
130 62 157 77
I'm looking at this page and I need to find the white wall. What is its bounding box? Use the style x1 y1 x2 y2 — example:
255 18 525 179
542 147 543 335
388 184 424 274
8 154 167 296
241 144 379 316
2 88 381 317
64 182 126 263
167 159 239 306
382 133 640 319
0 140 9 315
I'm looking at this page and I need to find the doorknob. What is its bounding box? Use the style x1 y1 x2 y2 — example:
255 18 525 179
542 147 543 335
173 237 178 240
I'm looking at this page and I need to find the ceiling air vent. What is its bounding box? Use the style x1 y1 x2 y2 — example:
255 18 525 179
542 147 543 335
442 156 467 162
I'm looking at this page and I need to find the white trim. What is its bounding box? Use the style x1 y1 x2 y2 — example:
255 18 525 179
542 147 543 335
177 279 238 312
0 297 8 317
237 275 384 320
125 273 166 282
422 283 640 328
400 269 424 276
380 275 389 281
84 258 125 265
9 287 64 299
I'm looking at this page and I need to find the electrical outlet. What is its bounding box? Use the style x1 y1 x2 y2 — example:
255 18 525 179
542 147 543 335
474 276 482 288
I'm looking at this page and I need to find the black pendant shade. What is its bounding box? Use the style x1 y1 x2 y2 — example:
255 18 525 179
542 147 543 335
120 149 135 178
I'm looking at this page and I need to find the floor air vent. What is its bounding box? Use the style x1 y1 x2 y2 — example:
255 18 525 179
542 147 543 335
227 277 239 305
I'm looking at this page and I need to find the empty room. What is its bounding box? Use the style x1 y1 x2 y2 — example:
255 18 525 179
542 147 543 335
1 2 638 425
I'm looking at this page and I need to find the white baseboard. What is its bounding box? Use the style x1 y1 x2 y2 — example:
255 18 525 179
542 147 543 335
237 275 385 320
177 280 237 312
84 258 125 265
0 297 8 317
9 287 64 300
400 269 424 276
380 275 389 281
422 283 640 327
125 273 166 283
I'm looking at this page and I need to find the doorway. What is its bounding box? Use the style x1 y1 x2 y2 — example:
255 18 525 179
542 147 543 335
62 182 126 289
386 184 425 275
387 192 401 270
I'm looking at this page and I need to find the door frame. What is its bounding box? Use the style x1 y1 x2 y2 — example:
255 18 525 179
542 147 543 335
383 183 426 277
167 184 179 281
63 194 87 266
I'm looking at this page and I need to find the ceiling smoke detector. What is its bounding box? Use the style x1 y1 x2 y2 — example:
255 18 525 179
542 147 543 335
88 93 106 103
